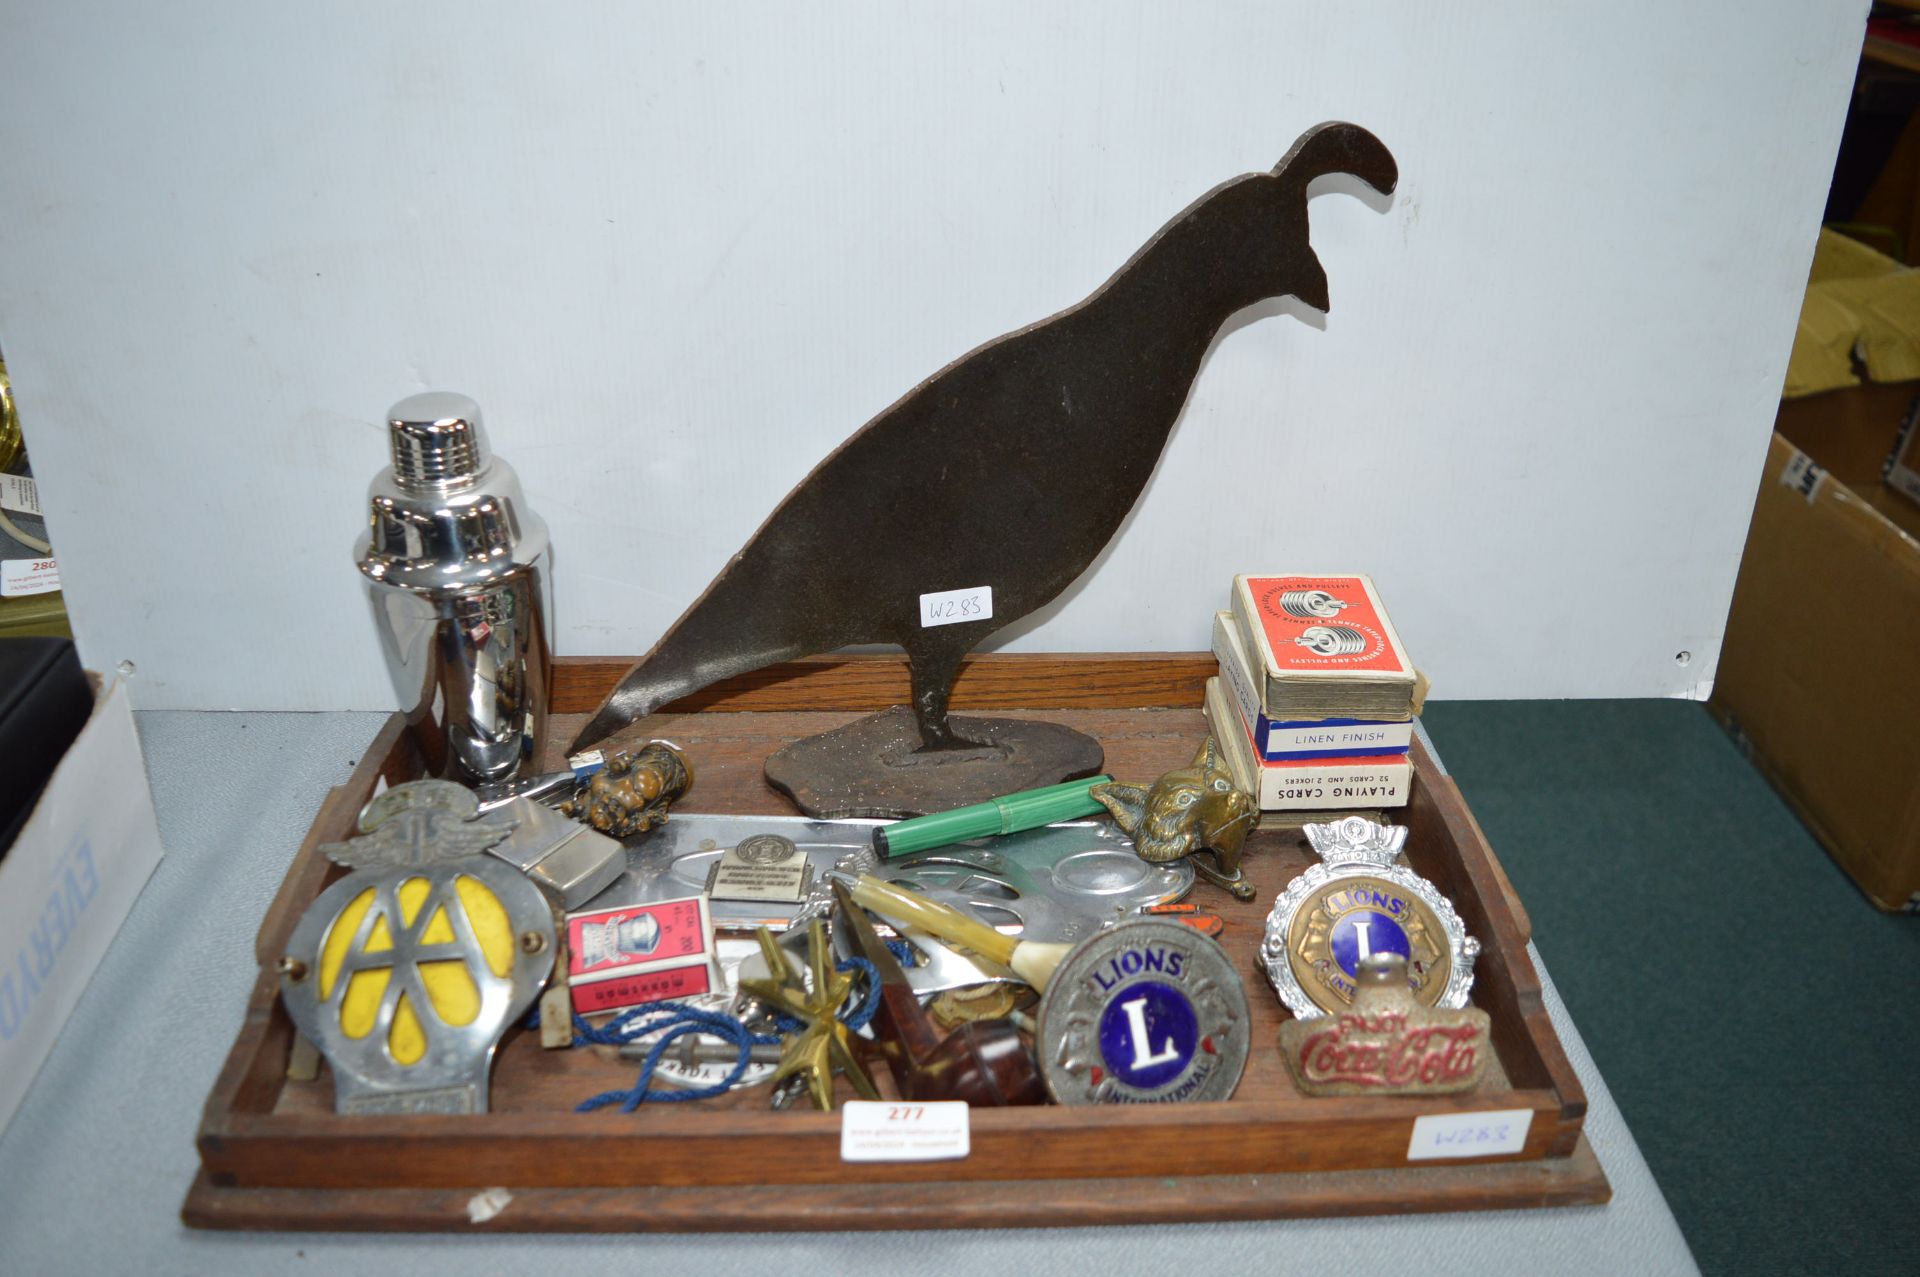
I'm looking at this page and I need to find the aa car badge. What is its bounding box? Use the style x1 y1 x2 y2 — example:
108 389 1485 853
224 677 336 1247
278 780 556 1115
1036 918 1248 1104
1260 816 1478 1019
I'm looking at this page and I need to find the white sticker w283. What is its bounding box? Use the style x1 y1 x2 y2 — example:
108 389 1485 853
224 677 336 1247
840 1100 970 1162
919 585 992 628
1406 1108 1533 1160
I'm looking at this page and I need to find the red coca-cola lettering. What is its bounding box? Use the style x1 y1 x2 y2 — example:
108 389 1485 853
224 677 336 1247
1296 1014 1481 1089
1385 1025 1479 1086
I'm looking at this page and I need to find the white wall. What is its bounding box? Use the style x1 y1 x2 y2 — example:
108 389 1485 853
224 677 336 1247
0 2 1866 709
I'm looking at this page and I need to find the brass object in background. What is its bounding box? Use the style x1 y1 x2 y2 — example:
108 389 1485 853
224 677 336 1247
0 353 22 474
1278 952 1490 1097
1091 738 1259 900
560 740 692 839
928 983 1021 1030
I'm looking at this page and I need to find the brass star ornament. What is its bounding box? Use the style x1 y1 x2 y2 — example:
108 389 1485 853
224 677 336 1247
737 920 877 1111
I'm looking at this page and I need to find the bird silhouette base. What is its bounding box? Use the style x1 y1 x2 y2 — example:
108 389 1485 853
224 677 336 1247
763 706 1106 820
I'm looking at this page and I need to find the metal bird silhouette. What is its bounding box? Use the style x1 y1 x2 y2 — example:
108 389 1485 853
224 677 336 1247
573 122 1397 755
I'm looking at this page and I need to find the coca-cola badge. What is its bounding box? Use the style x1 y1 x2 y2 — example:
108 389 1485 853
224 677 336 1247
1261 817 1478 1019
1279 953 1490 1096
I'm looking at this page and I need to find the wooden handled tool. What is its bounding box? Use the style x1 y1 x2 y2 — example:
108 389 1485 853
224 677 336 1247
831 881 1045 1107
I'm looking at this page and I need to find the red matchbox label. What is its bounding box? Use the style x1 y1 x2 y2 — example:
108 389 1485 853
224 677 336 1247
567 898 710 979
564 896 716 1015
570 962 712 1015
1236 574 1411 677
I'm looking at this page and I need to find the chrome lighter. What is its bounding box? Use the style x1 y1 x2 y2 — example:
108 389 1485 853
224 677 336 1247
356 392 552 785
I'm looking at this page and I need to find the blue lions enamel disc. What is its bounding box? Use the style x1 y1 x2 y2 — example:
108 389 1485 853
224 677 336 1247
1261 817 1479 1019
1036 918 1248 1104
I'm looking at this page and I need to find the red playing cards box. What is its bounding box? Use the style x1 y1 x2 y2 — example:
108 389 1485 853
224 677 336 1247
1231 574 1413 679
565 896 719 1015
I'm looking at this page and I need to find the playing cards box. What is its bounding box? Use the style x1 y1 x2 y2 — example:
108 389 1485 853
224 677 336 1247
1212 612 1412 760
1205 677 1411 810
1229 574 1420 721
565 895 719 1015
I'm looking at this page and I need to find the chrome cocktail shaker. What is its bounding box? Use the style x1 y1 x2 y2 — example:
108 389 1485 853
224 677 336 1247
356 392 552 785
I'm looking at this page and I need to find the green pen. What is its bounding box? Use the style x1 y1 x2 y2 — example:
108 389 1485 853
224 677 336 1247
872 775 1114 859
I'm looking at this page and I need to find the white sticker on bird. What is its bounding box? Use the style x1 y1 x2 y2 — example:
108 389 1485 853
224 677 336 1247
920 586 992 628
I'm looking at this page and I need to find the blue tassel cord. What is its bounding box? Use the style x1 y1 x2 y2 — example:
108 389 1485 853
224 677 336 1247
561 954 883 1112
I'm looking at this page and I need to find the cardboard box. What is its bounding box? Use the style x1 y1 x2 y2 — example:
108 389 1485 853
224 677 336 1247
0 675 166 1129
1710 384 1920 910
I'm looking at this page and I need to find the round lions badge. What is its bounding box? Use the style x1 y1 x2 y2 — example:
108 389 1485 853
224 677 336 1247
1037 919 1248 1104
1261 817 1479 1019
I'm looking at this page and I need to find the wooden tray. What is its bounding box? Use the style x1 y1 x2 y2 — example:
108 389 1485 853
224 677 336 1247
186 654 1608 1231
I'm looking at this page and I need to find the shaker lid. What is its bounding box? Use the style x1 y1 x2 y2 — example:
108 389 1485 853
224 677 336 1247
359 390 548 590
387 391 491 489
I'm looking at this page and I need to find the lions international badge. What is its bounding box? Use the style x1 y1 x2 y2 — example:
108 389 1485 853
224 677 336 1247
1036 919 1249 1105
1260 817 1478 1019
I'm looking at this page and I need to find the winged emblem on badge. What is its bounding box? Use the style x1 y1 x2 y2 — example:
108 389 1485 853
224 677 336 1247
319 780 514 870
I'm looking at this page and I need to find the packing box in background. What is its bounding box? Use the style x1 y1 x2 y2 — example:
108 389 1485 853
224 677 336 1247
0 675 165 1130
1710 381 1920 911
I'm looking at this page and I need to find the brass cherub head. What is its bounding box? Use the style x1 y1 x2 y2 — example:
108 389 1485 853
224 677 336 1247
1091 738 1259 900
561 740 694 840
